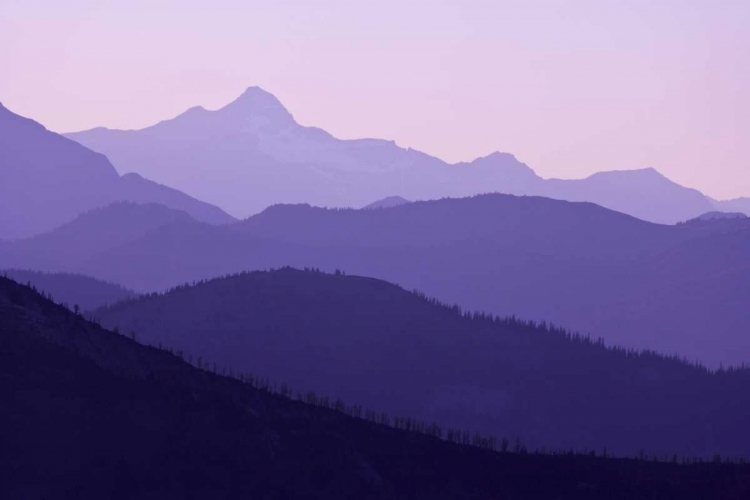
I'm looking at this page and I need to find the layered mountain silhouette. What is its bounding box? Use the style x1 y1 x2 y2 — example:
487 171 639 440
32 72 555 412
94 268 750 457
1 269 134 310
536 168 716 225
4 194 750 367
9 275 749 498
0 202 195 271
0 102 235 240
65 86 733 223
713 197 750 215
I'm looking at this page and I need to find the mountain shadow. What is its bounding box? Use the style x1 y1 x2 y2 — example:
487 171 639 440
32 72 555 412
2 202 196 271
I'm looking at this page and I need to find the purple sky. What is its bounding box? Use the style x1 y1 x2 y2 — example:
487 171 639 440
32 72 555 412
1 0 749 199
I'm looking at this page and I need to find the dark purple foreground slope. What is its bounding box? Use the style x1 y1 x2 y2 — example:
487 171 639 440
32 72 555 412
6 275 749 498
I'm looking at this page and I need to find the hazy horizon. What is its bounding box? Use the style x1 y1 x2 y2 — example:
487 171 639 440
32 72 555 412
2 0 749 200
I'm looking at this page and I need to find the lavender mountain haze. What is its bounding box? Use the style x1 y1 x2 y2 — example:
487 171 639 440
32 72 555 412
5 1 750 496
65 87 741 224
4 194 750 368
0 102 234 240
4 93 750 367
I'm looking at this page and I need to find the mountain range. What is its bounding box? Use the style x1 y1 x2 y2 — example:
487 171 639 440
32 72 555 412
0 102 234 240
5 88 750 496
0 269 135 310
3 195 750 367
65 86 744 224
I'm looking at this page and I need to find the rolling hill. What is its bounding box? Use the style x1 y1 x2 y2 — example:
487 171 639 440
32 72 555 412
4 193 750 366
0 202 195 271
93 268 750 457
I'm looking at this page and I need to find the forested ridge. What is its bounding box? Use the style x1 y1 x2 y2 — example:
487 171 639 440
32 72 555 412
4 274 750 498
95 267 750 457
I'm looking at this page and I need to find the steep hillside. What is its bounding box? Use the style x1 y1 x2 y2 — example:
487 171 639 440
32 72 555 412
0 269 134 310
95 268 750 457
6 276 749 498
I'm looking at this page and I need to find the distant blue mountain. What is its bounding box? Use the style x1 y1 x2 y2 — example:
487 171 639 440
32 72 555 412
66 86 728 224
5 193 750 367
0 102 235 240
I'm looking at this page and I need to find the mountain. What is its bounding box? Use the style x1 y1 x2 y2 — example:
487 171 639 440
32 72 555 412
5 193 750 366
0 102 235 240
65 86 729 224
237 193 683 253
694 211 747 221
7 276 748 498
232 197 750 367
679 212 750 233
713 197 750 215
0 269 134 310
115 171 235 225
538 168 716 225
362 196 410 209
92 268 750 459
1 202 196 271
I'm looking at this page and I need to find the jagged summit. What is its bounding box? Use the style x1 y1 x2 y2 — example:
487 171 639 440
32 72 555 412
63 88 731 224
217 86 295 125
482 151 521 162
463 151 540 182
467 151 534 170
233 85 280 103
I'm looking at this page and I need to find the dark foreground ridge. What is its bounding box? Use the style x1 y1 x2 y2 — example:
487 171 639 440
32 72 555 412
3 275 750 498
1 268 135 310
94 268 750 458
